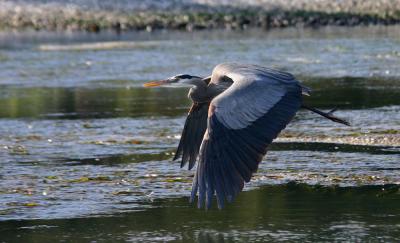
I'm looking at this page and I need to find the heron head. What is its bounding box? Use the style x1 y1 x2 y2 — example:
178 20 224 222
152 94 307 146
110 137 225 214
144 74 202 88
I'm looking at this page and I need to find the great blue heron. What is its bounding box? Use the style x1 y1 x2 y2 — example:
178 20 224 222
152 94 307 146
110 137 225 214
144 63 349 209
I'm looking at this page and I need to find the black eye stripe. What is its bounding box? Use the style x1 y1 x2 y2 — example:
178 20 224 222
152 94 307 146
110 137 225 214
177 74 192 79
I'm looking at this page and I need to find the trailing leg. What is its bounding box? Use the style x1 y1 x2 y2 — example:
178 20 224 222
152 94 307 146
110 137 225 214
301 105 350 126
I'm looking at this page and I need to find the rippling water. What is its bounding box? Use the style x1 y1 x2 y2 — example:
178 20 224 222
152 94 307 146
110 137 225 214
0 26 399 242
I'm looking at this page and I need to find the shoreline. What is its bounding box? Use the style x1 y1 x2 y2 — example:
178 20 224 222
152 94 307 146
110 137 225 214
1 5 400 32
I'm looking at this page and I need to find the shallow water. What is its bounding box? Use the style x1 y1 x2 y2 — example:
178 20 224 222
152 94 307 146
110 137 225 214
0 26 399 241
2 184 400 242
1 26 399 87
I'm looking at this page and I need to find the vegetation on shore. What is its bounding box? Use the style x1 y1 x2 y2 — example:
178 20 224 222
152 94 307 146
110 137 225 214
1 8 400 32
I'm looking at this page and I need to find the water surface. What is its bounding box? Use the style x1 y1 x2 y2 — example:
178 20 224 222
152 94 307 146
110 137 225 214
0 26 399 242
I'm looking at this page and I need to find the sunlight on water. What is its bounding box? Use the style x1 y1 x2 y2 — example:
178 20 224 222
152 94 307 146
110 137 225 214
0 26 399 242
0 26 399 87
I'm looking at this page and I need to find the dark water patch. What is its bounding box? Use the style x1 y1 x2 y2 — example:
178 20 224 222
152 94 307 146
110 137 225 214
1 77 400 119
13 151 172 166
65 142 400 167
0 86 189 119
271 142 400 155
0 183 399 242
302 76 400 109
67 152 172 166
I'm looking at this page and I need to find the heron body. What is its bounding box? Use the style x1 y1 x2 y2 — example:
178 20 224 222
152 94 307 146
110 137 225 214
144 63 348 209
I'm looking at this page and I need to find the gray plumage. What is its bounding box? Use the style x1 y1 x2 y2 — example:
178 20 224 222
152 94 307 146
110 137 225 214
144 62 349 209
209 63 302 129
190 63 303 209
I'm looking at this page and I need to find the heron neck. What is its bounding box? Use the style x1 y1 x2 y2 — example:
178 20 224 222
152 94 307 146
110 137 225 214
188 78 211 103
189 78 208 89
189 80 226 103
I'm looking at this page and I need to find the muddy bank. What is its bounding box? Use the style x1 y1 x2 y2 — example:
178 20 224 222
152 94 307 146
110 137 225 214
1 0 400 32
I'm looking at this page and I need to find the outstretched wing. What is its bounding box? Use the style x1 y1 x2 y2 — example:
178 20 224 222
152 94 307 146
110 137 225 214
191 63 303 209
173 102 210 170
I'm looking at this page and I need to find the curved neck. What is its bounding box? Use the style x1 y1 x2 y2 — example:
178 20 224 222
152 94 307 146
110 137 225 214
188 78 226 103
188 78 209 103
188 78 207 89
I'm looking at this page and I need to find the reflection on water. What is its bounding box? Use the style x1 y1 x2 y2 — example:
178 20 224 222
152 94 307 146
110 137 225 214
0 87 190 119
0 26 399 241
1 184 399 242
1 76 400 119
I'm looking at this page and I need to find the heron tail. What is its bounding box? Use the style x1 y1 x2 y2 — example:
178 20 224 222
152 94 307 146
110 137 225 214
301 105 350 126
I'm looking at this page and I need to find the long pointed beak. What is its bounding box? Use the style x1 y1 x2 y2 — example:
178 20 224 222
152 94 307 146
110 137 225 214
143 79 170 87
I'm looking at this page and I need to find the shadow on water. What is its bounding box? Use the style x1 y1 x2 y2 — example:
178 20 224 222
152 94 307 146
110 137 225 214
0 76 400 119
0 183 399 242
62 142 400 166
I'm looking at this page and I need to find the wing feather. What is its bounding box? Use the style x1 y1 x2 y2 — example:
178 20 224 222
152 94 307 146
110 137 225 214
173 102 209 169
211 63 299 130
191 63 303 209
